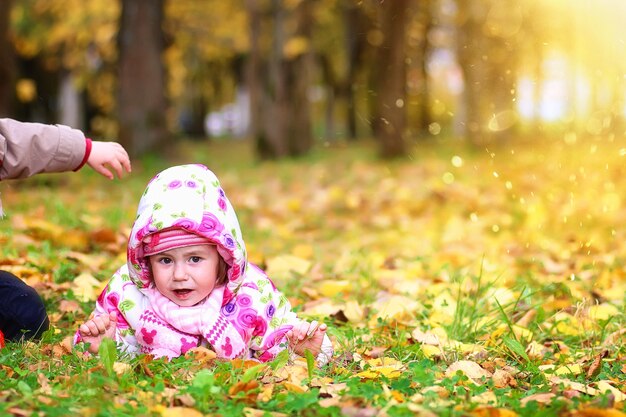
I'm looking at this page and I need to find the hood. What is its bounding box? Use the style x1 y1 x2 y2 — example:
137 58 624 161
127 164 247 292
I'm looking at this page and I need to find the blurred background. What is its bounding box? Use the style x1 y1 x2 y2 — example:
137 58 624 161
1 0 624 159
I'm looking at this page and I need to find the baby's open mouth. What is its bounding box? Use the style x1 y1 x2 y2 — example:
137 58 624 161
173 289 192 296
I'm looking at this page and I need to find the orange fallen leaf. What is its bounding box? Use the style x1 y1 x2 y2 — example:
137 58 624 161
469 407 519 417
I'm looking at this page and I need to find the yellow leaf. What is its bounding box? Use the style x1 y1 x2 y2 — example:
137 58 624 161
356 367 403 380
553 364 583 376
156 406 204 417
595 380 626 402
341 300 365 323
283 36 309 59
291 244 314 259
588 304 619 321
113 362 132 376
420 345 442 359
16 78 37 102
265 255 311 279
510 325 533 341
73 273 104 302
369 294 421 325
356 357 405 379
282 381 308 393
318 280 351 297
554 321 581 336
470 407 519 417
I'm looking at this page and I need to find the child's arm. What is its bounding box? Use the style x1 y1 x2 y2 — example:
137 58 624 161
78 311 118 354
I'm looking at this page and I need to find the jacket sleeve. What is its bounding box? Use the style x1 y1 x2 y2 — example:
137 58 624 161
0 118 87 180
245 281 298 363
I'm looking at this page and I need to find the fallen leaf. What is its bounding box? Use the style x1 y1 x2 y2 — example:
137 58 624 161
470 407 519 417
265 255 311 279
155 406 204 417
318 279 352 297
356 357 405 380
492 369 515 388
72 272 105 302
445 360 492 383
520 392 556 405
586 350 609 379
58 299 81 313
594 381 626 402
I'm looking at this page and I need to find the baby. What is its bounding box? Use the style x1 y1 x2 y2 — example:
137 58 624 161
76 164 332 365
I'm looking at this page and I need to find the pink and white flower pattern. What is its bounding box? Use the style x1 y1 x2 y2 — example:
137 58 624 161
77 164 298 362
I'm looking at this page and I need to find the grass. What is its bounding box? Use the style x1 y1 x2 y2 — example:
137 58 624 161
0 136 625 416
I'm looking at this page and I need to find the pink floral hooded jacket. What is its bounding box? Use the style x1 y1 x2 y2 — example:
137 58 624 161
78 164 304 361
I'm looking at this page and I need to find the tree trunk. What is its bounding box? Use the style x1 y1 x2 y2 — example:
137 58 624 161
247 0 314 159
342 2 369 141
117 0 168 156
0 0 15 116
375 0 410 158
417 0 432 135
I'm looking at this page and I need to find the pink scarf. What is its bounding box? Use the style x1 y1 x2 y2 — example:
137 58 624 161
138 285 248 359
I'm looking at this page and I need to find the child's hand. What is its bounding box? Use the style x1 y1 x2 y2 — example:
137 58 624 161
287 320 327 358
78 312 118 354
87 141 132 180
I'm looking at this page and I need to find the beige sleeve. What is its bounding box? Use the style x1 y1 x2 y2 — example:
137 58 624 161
0 118 87 180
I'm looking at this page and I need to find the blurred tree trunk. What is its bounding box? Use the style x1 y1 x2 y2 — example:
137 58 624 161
416 0 432 135
342 1 369 141
456 0 520 145
246 0 314 159
0 0 15 116
117 0 168 156
374 0 410 158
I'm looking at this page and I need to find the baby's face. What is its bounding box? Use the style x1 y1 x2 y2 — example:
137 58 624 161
148 244 220 306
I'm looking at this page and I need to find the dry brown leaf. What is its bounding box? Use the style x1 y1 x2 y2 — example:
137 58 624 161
411 328 446 345
58 299 81 313
228 380 259 403
6 408 31 417
184 346 217 363
514 309 536 328
586 350 609 379
602 329 626 347
520 392 556 405
492 369 515 388
445 360 492 383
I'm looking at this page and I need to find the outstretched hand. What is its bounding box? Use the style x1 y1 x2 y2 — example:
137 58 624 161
287 320 327 358
78 311 118 354
87 141 132 180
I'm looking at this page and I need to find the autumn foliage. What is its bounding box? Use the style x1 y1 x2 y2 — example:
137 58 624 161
0 139 625 416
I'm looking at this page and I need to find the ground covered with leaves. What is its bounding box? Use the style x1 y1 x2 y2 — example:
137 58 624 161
0 138 624 417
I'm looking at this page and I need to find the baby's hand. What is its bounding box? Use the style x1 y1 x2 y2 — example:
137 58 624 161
287 320 327 358
78 312 118 354
87 141 132 180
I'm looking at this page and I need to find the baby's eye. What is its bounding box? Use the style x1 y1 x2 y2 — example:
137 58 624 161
158 257 173 265
190 256 202 263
